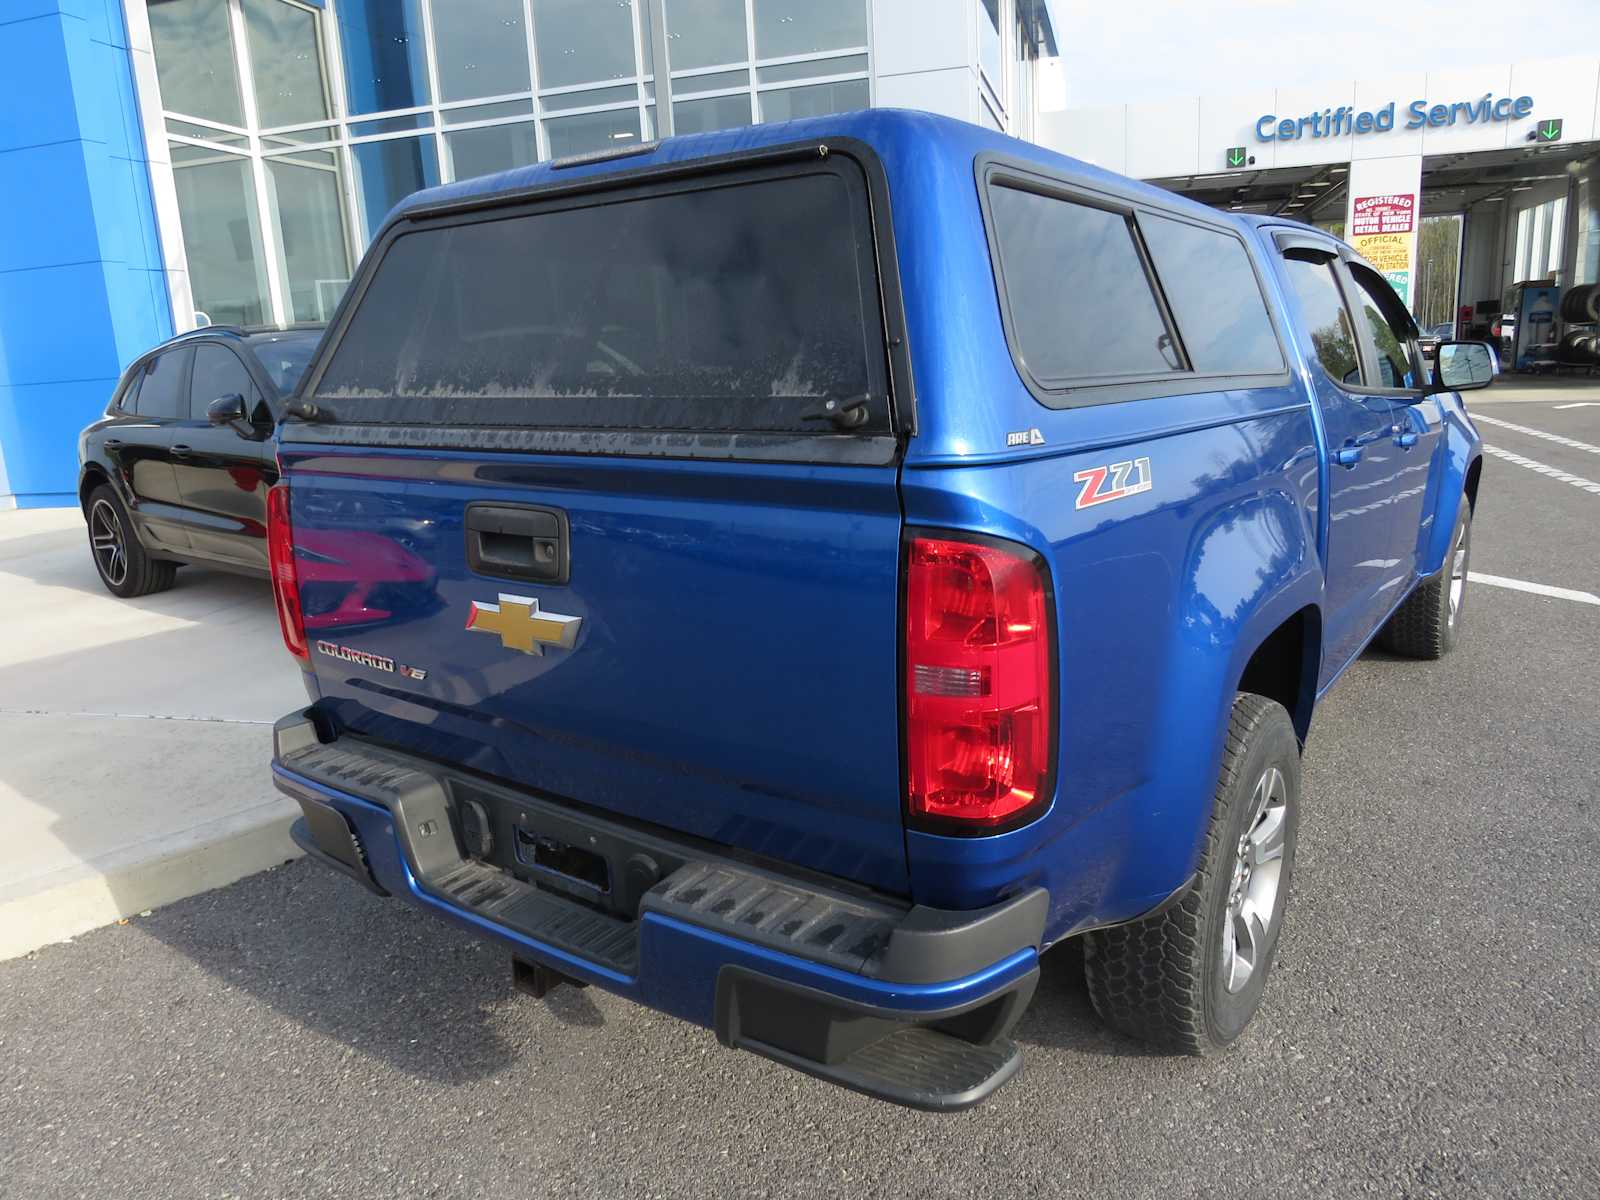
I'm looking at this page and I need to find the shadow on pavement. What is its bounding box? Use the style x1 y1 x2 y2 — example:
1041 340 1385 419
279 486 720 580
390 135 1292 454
0 514 261 616
135 858 572 1085
1014 938 1171 1058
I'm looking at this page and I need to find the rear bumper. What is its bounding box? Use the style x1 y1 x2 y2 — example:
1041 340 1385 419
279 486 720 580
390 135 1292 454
272 710 1044 1110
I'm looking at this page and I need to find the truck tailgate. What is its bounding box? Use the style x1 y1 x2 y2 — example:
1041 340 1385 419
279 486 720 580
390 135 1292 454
282 447 910 893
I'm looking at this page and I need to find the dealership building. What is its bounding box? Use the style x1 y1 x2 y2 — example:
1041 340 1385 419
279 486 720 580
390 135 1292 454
2 2 1598 510
1042 55 1600 348
0 0 1064 507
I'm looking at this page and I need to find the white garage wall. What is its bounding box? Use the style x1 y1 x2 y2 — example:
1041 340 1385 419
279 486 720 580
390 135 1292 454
1041 56 1600 178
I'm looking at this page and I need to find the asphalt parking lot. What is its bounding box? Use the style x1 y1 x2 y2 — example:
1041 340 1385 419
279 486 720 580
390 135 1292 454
2 384 1598 1199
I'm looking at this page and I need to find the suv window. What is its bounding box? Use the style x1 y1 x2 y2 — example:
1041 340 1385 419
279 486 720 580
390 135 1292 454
134 348 191 418
1281 256 1361 386
987 184 1180 384
314 167 888 435
1139 214 1283 375
191 344 257 415
1347 265 1417 389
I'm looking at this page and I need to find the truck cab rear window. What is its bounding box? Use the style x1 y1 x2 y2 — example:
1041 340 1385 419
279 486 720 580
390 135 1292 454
313 169 888 435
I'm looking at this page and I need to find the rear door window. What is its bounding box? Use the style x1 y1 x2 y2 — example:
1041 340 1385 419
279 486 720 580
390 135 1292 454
1138 214 1284 375
133 349 192 418
313 166 889 436
986 184 1181 384
1280 256 1362 387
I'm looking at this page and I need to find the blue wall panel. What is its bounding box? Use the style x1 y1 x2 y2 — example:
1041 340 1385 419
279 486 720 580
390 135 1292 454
0 0 172 507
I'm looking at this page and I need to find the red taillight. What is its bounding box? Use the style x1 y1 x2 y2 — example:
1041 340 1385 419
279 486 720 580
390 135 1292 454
267 483 309 661
904 534 1054 833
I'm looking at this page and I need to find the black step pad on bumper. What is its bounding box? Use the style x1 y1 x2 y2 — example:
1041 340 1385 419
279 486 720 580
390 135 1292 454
433 860 640 975
789 1027 1021 1112
643 862 897 974
715 966 1034 1112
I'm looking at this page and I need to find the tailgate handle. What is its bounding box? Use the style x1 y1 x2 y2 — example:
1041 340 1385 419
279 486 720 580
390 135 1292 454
465 503 570 585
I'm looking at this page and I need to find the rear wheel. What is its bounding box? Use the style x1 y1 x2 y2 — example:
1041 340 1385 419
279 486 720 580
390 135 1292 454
86 484 177 598
1083 693 1300 1054
1380 497 1470 660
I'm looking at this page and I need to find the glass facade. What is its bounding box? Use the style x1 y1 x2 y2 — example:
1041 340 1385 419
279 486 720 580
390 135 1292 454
141 0 1050 330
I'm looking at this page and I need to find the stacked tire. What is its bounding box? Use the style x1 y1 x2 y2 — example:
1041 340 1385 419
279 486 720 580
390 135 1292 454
1557 330 1599 365
1561 283 1600 324
1556 286 1600 371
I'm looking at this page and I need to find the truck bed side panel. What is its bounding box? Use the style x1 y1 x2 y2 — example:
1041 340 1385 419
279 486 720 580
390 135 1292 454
900 393 1322 939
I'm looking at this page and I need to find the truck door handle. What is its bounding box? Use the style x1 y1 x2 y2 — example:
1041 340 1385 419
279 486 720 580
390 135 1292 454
1334 446 1363 468
170 443 193 458
104 438 124 448
1393 432 1418 448
465 503 570 584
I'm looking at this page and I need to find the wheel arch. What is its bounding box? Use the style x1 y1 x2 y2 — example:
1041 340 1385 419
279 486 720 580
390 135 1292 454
1236 604 1322 745
77 463 111 511
1463 453 1483 514
1420 414 1482 576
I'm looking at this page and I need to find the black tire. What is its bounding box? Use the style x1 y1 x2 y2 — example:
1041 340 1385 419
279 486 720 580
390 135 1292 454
1379 496 1471 659
85 484 178 598
1083 693 1300 1054
1560 283 1598 323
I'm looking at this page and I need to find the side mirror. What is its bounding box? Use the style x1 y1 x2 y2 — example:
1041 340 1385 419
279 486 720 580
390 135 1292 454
207 393 248 425
1431 342 1495 393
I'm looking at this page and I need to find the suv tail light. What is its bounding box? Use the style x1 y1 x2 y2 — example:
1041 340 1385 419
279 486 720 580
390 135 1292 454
904 533 1054 833
267 483 309 661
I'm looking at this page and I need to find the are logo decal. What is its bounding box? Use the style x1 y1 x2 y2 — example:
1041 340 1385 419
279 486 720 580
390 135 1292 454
1074 457 1153 510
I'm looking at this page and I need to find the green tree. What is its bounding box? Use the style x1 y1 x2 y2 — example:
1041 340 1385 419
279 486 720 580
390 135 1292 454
1413 215 1462 328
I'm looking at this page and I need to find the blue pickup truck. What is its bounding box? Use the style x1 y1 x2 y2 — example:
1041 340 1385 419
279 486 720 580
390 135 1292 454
267 110 1491 1111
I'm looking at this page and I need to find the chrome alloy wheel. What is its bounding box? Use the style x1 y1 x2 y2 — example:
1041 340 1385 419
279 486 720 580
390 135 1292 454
1221 766 1288 994
1447 522 1469 628
90 498 128 588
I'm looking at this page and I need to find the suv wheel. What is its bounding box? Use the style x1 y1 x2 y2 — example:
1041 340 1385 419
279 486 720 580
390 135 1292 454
86 484 178 598
1082 693 1300 1054
1380 496 1471 660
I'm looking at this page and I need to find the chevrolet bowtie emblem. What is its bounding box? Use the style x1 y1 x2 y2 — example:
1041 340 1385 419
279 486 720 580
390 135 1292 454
465 593 582 655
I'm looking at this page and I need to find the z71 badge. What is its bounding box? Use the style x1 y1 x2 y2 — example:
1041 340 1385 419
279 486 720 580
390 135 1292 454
1074 457 1153 510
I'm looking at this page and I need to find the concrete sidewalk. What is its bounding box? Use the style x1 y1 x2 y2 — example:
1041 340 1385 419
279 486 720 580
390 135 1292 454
0 507 305 959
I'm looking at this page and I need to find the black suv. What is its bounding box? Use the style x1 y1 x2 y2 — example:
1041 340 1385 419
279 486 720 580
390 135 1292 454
77 325 322 597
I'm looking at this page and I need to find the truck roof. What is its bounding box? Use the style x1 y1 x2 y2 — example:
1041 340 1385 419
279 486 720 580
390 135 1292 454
388 107 1246 235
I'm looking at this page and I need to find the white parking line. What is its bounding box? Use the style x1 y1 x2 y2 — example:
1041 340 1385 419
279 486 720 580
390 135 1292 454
1468 572 1600 607
1481 444 1600 495
1473 413 1600 456
1554 402 1600 410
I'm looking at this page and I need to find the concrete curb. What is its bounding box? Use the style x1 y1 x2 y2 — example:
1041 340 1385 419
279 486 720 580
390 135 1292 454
0 799 303 961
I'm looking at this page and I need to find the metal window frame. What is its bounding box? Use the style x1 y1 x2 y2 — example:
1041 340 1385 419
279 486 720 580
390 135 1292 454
979 153 1294 410
293 135 915 463
131 0 880 333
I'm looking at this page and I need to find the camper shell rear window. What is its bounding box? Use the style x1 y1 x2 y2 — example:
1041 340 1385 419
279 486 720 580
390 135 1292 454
308 156 896 451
